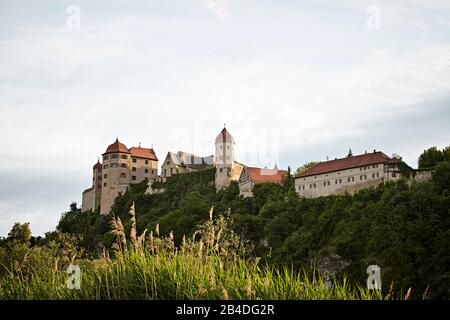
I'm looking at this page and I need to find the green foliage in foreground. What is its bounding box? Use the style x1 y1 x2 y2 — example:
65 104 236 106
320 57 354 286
0 214 386 300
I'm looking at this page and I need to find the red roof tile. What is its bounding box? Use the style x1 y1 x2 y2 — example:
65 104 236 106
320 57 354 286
246 167 286 184
295 151 391 178
129 147 158 161
103 138 130 155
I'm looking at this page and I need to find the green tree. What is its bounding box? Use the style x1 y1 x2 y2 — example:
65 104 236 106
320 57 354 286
294 161 318 176
418 146 445 168
7 222 31 245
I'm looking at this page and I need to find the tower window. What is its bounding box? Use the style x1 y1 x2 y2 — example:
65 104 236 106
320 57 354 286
132 167 136 172
103 164 108 169
104 174 107 179
121 155 127 159
132 158 137 163
103 182 107 187
132 176 136 180
120 173 126 178
145 160 149 164
145 169 149 173
120 163 126 168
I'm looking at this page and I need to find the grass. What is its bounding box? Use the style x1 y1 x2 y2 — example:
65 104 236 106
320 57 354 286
0 204 388 300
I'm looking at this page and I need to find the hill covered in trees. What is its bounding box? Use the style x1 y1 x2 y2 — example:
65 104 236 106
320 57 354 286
1 146 449 299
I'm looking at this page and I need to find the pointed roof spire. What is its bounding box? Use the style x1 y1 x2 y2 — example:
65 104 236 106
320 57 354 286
348 148 353 157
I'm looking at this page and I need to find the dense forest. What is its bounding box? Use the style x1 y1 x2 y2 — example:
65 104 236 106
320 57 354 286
1 146 449 299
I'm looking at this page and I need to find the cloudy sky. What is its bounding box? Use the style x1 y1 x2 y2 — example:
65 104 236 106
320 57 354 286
0 0 449 236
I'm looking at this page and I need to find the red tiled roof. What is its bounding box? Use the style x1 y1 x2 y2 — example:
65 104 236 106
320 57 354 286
295 151 391 178
129 147 158 161
246 167 286 184
103 138 130 155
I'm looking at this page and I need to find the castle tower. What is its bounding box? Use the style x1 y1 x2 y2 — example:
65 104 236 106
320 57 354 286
92 159 102 212
215 127 235 190
100 138 131 214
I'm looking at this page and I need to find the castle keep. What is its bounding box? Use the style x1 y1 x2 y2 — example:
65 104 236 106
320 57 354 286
82 138 158 214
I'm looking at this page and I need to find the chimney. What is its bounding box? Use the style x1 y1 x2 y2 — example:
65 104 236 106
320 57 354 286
373 149 376 153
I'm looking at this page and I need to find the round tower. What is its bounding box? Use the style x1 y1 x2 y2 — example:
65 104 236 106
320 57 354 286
215 127 235 190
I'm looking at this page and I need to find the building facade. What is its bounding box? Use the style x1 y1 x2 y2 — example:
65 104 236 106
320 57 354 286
82 138 158 214
160 151 214 178
294 151 402 198
238 166 286 197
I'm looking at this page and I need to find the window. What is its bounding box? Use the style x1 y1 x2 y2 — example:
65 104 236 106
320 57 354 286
352 177 354 182
327 181 330 185
392 172 397 178
313 183 316 188
111 154 118 159
339 179 342 183
372 173 375 178
360 167 362 171
110 163 118 168
145 160 149 165
97 184 101 189
220 168 223 172
309 184 312 189
103 164 108 169
132 167 136 172
104 174 107 179
302 185 305 190
348 177 351 182
120 163 126 168
299 186 301 191
164 169 167 176
133 158 137 163
145 169 149 173
335 179 338 184
103 182 107 187
104 155 109 160
120 173 126 178
360 175 363 180
377 173 379 178
170 168 173 174
121 155 127 159
323 181 326 186
364 175 367 180
132 176 136 181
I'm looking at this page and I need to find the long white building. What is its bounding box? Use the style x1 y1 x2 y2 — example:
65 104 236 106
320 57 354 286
294 151 402 198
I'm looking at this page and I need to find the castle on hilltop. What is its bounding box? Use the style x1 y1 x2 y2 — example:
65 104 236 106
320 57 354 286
83 127 429 214
82 127 286 214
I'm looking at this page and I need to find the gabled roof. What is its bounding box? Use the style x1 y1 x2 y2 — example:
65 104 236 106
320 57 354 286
245 166 286 185
295 151 391 178
103 138 130 155
164 151 213 169
129 147 158 161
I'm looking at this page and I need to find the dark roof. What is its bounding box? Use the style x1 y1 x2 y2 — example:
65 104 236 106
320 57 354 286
295 151 391 178
82 187 93 194
93 159 102 170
